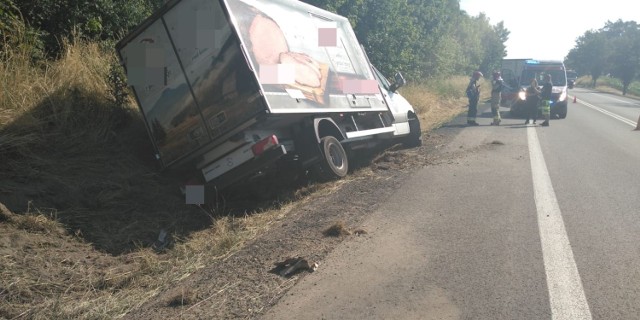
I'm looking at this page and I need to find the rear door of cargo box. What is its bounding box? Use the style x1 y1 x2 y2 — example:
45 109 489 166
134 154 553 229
226 0 389 114
118 0 265 168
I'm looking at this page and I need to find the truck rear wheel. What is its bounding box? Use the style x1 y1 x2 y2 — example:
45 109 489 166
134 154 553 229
313 136 348 180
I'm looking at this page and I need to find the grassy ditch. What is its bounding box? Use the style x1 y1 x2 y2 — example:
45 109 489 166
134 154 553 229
0 34 470 319
401 76 480 131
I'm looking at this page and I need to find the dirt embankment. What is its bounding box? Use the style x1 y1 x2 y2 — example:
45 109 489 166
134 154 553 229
1 38 471 318
0 126 463 320
122 130 463 320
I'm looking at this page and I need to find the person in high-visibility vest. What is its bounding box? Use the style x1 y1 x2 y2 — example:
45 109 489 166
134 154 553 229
466 71 483 126
539 74 552 127
490 71 504 125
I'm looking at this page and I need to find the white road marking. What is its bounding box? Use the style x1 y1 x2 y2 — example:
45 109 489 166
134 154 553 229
575 97 638 128
590 92 640 105
527 126 592 320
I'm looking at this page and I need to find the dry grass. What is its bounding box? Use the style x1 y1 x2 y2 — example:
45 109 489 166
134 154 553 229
0 31 299 319
0 201 295 319
400 76 483 131
0 28 472 318
166 288 198 307
1 33 113 128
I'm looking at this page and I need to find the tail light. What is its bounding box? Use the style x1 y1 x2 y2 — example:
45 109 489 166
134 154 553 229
251 135 279 156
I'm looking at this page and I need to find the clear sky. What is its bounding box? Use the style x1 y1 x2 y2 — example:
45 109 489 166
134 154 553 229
459 0 640 60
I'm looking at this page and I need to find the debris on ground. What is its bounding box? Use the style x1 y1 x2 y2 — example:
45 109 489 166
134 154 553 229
272 257 319 277
323 221 351 237
353 228 368 236
152 229 171 252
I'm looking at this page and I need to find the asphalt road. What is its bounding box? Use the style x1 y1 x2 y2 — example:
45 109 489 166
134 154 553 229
263 89 640 320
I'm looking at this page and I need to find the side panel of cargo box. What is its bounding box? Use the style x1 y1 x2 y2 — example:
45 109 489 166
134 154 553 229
117 0 267 168
225 0 389 114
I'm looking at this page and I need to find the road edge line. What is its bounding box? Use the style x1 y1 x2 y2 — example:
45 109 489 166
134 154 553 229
527 126 592 320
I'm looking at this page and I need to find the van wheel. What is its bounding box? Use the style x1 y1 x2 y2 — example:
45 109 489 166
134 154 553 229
403 117 422 147
313 136 348 180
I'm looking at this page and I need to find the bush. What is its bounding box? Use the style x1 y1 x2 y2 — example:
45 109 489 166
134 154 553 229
12 0 164 57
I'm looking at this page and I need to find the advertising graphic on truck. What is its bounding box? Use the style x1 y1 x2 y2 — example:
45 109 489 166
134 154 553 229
116 0 422 199
227 0 385 112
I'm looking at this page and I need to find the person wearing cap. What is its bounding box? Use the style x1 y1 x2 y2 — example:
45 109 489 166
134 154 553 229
466 71 483 126
490 71 505 125
539 74 553 126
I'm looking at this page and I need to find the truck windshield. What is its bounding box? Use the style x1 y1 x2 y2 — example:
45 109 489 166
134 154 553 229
520 69 567 86
372 66 391 90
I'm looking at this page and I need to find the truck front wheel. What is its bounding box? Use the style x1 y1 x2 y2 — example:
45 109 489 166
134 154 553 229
403 116 422 147
313 136 349 180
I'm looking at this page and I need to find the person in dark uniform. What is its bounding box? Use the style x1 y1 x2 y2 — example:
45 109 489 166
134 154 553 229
539 74 553 126
490 71 504 126
466 71 483 126
525 78 540 125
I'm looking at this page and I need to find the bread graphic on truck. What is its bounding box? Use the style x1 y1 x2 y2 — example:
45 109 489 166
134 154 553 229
234 1 335 105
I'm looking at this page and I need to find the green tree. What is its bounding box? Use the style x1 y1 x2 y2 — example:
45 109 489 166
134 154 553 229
13 0 164 57
603 20 640 95
566 30 608 87
302 0 509 80
350 0 421 79
566 20 640 91
0 0 19 35
301 0 364 27
407 0 463 77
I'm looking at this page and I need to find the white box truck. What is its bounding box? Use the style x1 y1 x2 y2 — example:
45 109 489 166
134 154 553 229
116 0 422 193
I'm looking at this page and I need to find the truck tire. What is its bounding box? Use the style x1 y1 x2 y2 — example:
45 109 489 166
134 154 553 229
403 117 422 148
313 136 348 180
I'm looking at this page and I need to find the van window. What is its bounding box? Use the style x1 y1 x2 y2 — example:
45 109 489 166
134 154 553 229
501 69 517 88
520 69 566 86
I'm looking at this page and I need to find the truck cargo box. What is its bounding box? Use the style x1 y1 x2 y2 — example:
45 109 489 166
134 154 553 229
116 0 389 169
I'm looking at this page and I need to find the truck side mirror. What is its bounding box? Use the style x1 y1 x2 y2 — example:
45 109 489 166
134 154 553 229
389 72 406 92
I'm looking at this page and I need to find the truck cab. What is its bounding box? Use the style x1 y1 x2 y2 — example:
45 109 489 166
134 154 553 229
371 66 421 147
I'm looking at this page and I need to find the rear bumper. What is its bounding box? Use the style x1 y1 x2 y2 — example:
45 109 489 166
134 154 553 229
207 144 287 191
